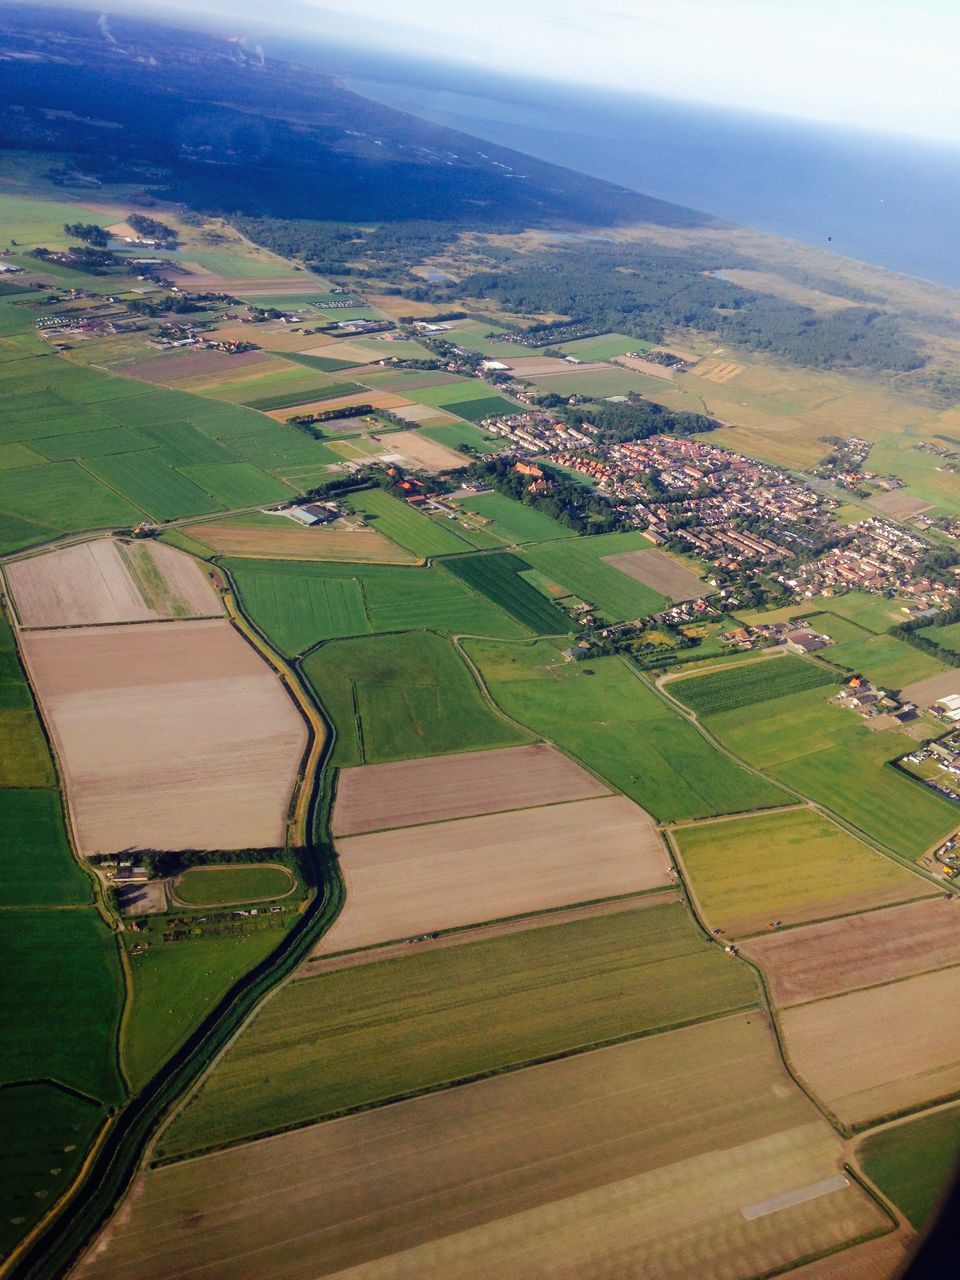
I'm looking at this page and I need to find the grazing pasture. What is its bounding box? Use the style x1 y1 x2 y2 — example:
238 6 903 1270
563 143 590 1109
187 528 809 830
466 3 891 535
782 966 960 1126
92 1015 884 1280
320 794 669 954
0 789 90 906
161 900 758 1154
465 639 788 821
0 461 143 554
823 632 947 690
0 707 56 787
742 897 960 1007
523 533 670 621
5 538 220 628
332 742 608 835
859 1107 960 1229
704 686 957 859
305 632 534 768
558 332 651 359
441 552 572 634
21 619 307 854
673 809 933 937
183 517 417 564
419 421 508 453
671 655 836 716
228 558 522 655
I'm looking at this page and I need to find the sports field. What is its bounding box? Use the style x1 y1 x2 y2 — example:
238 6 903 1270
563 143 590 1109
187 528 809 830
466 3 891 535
162 900 758 1155
321 794 669 954
21 618 307 853
303 631 531 767
90 1015 886 1280
332 742 609 835
673 809 933 937
465 639 788 821
173 864 294 906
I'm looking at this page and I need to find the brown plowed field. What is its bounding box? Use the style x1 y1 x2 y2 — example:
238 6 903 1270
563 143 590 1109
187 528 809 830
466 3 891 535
21 618 306 854
117 348 271 385
5 538 220 628
782 1236 909 1280
378 429 469 472
782 966 960 1127
318 794 668 954
332 743 610 836
742 897 960 1007
614 355 676 379
901 670 960 707
602 548 705 601
184 521 418 564
80 1014 885 1280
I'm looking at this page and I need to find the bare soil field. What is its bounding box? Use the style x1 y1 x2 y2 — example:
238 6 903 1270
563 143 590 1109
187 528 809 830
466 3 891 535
517 359 611 378
21 618 306 854
379 429 470 472
742 897 960 1007
901 670 960 706
118 349 271 385
499 357 572 377
318 794 669 954
301 342 385 364
392 403 458 424
299 892 678 977
867 492 934 519
782 966 960 1126
5 538 220 628
267 392 409 420
80 1014 886 1280
183 520 417 564
781 1236 909 1280
602 548 705 601
614 355 676 379
332 743 611 836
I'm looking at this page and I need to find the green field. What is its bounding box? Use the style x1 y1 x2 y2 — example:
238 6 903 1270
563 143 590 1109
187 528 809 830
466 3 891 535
920 620 960 655
453 491 576 544
227 558 523 655
0 708 56 787
179 462 294 508
822 632 948 689
558 333 651 359
527 368 651 398
702 685 957 859
0 1083 106 1257
736 592 907 636
174 864 294 906
859 1107 960 1229
85 452 227 521
158 899 760 1159
444 394 520 423
522 533 671 622
674 809 931 937
345 488 472 557
464 639 788 822
243 382 361 411
0 194 113 249
122 914 298 1092
670 656 837 716
444 321 542 358
418 422 508 454
0 790 90 906
441 553 572 635
303 630 532 767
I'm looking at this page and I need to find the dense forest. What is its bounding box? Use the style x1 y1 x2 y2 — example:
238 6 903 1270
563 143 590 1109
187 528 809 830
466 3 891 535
555 397 718 443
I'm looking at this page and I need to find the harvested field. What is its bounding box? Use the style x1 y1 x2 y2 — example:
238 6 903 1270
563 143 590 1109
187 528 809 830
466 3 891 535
318 794 669 954
900 669 960 706
780 1236 909 1280
782 966 960 1126
5 538 221 628
391 403 457 424
498 357 572 376
301 342 386 364
21 619 307 854
742 897 960 1007
183 520 417 564
614 355 676 379
161 899 759 1155
673 809 934 937
266 391 409 420
118 349 271 385
83 1015 886 1280
332 742 610 835
377 429 469 472
602 548 705 601
868 491 934 519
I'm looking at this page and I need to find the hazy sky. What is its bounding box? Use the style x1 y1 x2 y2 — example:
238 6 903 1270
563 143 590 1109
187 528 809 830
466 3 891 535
21 0 960 143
